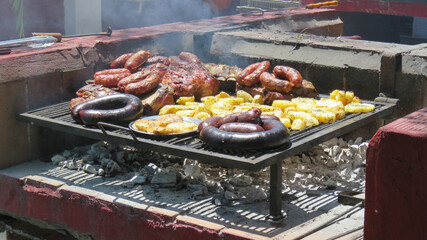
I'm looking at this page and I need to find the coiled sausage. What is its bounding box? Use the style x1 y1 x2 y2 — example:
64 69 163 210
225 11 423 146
200 120 289 150
273 66 303 88
198 116 223 132
219 122 264 133
260 72 293 93
236 61 270 87
220 107 262 125
71 94 143 125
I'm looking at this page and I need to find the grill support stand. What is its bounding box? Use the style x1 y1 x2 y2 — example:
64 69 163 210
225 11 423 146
16 98 397 222
269 160 283 220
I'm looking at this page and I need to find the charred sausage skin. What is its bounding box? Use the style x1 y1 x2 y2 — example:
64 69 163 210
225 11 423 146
220 107 262 125
198 116 223 132
200 120 289 150
219 122 264 133
71 94 143 125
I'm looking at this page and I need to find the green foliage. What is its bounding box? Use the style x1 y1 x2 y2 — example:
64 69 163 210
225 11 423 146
9 0 25 38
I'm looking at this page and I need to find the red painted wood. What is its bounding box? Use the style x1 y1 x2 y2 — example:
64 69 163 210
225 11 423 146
365 107 427 240
301 0 427 17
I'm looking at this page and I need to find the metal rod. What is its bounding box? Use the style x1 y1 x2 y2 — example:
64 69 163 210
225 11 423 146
269 160 283 220
64 26 112 38
290 201 363 240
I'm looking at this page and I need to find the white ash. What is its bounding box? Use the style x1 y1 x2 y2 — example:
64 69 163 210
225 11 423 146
50 137 368 203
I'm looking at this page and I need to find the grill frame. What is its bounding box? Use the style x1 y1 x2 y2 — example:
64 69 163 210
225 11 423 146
16 96 396 220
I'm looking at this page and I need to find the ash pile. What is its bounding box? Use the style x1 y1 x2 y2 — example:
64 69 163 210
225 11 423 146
51 137 367 204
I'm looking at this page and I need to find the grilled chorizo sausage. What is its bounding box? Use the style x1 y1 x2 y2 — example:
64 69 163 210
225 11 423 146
219 122 264 133
94 68 132 88
236 61 270 87
110 53 134 68
200 120 289 150
178 52 201 64
117 71 150 92
94 68 131 78
273 66 303 88
260 72 294 93
124 72 162 96
198 115 223 132
125 50 151 73
146 56 170 66
94 73 132 88
71 94 143 125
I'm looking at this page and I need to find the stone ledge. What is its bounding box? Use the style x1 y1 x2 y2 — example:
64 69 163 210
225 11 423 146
0 8 338 83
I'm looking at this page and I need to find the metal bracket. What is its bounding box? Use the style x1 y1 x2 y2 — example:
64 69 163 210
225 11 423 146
97 122 139 142
374 93 399 105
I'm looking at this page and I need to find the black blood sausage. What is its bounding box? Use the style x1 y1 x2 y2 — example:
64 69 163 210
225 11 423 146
260 114 281 121
220 108 262 125
71 94 143 125
198 115 223 132
200 120 289 150
219 122 264 133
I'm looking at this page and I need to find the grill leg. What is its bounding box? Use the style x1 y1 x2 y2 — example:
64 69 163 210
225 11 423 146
269 160 283 220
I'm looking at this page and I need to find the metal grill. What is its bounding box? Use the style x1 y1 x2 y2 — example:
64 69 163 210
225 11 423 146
17 97 396 220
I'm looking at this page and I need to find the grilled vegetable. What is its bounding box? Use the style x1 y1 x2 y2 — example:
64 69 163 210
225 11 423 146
176 96 195 105
236 90 253 102
345 103 375 113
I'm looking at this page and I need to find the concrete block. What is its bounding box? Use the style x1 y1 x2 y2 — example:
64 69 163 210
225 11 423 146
396 45 427 116
221 228 270 240
0 80 28 169
62 68 95 101
306 65 343 94
345 67 380 100
22 175 66 190
27 72 63 110
176 215 225 232
59 185 105 199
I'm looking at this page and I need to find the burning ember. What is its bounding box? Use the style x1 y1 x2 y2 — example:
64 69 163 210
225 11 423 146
50 136 367 204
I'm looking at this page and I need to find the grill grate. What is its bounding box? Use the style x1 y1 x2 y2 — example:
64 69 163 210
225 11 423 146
17 97 396 220
18 98 396 171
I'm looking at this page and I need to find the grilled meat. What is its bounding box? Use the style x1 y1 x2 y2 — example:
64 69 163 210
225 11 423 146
161 53 219 98
70 84 119 109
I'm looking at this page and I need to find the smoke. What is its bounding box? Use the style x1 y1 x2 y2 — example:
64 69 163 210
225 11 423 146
102 0 217 31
